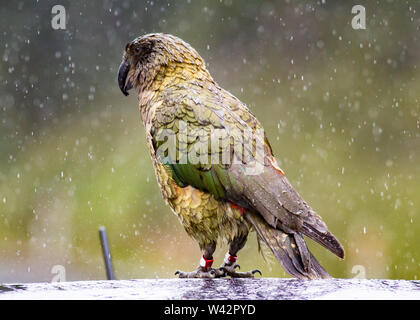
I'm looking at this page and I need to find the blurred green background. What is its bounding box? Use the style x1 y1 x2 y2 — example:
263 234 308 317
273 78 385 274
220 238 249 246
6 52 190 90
0 0 419 282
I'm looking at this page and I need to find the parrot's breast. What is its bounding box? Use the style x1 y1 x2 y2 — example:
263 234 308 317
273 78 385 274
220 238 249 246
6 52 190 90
152 160 248 248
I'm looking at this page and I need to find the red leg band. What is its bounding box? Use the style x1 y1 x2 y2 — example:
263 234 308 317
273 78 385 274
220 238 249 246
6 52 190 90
200 255 214 269
228 255 237 263
224 252 238 264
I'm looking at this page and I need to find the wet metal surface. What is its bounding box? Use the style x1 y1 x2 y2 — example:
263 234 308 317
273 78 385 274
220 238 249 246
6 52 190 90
0 278 420 300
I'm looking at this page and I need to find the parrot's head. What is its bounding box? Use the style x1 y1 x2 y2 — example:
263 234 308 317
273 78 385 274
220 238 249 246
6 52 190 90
118 33 205 96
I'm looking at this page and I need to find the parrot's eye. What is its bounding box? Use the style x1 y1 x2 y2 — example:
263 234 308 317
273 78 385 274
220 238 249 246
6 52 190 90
135 46 141 53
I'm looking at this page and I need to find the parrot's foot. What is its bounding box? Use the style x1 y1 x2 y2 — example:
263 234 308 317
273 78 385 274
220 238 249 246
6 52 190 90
219 264 262 278
175 266 225 279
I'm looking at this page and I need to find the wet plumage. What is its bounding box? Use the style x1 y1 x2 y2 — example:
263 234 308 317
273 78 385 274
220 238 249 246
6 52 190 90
118 33 344 279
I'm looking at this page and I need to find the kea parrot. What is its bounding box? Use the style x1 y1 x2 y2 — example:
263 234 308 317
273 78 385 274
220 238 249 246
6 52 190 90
118 33 344 279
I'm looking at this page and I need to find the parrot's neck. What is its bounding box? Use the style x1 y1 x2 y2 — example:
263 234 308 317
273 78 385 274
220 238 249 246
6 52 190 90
136 61 215 124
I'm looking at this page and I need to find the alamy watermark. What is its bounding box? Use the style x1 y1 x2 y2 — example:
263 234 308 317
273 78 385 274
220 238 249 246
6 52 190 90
351 265 366 279
51 264 66 282
351 5 366 30
51 5 66 30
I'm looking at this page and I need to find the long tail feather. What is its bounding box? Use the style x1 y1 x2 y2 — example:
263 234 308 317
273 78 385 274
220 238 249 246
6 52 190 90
245 211 330 280
231 163 345 259
301 222 345 259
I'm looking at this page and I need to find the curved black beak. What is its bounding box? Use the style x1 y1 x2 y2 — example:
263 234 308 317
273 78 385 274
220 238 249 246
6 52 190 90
118 60 132 96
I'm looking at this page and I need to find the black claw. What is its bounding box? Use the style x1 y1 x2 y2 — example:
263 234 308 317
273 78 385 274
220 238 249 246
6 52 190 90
175 271 180 276
234 264 241 270
252 269 262 276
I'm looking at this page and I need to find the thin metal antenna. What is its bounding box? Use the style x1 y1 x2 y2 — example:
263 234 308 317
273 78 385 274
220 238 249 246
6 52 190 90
99 226 115 280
